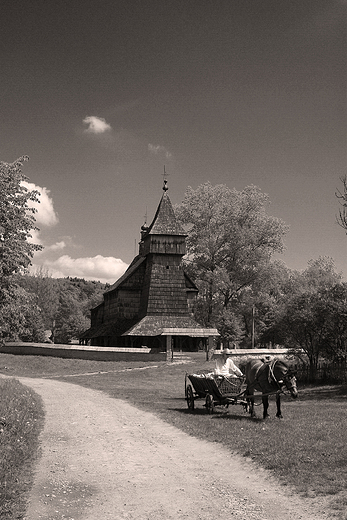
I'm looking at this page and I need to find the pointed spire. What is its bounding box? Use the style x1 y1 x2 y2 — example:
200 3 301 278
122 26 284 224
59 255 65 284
147 191 186 236
139 170 186 245
162 165 169 192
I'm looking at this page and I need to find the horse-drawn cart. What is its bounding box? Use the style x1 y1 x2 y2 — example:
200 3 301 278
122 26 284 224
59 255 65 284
185 372 248 414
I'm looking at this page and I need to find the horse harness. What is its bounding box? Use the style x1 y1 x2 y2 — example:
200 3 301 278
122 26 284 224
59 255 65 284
246 359 287 398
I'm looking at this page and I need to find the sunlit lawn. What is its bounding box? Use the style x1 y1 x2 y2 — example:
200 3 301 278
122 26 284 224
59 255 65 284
1 351 346 519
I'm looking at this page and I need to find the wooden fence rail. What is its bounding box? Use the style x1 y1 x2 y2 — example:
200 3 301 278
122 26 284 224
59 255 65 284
294 363 347 385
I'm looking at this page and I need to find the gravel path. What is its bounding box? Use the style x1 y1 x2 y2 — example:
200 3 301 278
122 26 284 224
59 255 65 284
21 377 328 520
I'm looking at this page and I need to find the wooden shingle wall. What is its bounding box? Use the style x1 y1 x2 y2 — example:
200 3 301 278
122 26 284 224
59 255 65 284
140 235 186 256
141 254 190 316
91 304 104 327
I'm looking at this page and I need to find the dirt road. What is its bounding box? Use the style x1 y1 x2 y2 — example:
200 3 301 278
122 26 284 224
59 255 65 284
21 377 328 520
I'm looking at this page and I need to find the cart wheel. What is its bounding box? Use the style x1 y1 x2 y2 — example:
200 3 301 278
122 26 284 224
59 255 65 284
205 394 214 414
186 385 195 410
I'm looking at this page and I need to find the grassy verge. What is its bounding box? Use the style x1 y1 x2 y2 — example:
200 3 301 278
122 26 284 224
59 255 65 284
0 378 44 520
1 352 346 519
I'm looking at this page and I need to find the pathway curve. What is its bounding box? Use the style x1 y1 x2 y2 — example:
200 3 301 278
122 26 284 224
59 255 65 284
21 377 328 520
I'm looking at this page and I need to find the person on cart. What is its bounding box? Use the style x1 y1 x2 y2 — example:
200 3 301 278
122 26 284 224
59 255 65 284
214 348 244 378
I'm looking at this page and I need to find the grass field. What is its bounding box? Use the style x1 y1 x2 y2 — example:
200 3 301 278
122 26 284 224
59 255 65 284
0 351 346 519
0 378 44 520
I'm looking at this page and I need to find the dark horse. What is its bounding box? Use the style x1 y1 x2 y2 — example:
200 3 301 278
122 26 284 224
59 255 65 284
245 358 298 419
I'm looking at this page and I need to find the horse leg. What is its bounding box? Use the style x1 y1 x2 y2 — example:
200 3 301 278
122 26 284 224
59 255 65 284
276 393 283 418
262 395 270 419
247 388 256 418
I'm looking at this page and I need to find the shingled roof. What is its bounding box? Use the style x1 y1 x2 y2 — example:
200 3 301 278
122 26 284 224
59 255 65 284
123 315 218 337
104 256 146 294
145 191 187 236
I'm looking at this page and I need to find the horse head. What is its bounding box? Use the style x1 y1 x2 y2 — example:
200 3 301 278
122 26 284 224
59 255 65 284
271 360 298 399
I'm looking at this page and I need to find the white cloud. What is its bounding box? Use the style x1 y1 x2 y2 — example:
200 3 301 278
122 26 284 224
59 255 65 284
148 143 172 159
27 229 43 245
38 255 128 284
44 240 67 252
83 116 112 134
21 181 58 245
21 181 58 227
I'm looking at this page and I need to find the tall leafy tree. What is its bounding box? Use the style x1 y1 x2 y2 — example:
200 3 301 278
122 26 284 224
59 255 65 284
0 156 42 280
0 282 45 342
0 157 42 343
175 182 288 327
272 286 347 379
322 283 347 362
301 257 342 292
14 274 107 344
275 292 329 377
260 258 345 378
15 268 60 339
54 285 91 344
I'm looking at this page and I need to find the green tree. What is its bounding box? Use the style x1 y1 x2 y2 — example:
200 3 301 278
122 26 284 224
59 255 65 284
300 257 342 292
0 157 42 280
175 182 288 327
215 308 245 346
276 292 329 378
0 157 43 343
0 285 45 342
13 274 107 344
54 290 90 344
235 260 292 348
16 268 60 334
260 258 345 379
318 283 347 362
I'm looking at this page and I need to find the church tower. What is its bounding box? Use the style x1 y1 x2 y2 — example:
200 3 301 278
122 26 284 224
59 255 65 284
81 178 218 358
138 179 190 318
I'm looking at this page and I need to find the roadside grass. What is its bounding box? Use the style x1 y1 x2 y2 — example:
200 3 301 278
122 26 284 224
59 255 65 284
1 351 346 519
0 378 44 520
0 353 161 378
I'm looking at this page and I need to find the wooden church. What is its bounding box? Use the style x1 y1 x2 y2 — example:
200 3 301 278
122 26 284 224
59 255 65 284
80 179 218 359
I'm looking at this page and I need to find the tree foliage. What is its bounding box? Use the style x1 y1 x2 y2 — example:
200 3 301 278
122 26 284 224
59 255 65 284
259 257 346 377
0 285 45 343
175 182 289 329
16 267 60 335
0 157 43 343
14 274 107 343
0 157 42 279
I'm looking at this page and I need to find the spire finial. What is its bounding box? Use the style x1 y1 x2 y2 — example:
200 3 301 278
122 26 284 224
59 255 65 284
141 206 148 233
162 165 169 191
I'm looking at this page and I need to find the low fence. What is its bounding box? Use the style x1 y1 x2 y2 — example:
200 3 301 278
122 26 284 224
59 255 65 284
211 348 290 364
212 349 347 385
0 342 166 362
294 362 347 385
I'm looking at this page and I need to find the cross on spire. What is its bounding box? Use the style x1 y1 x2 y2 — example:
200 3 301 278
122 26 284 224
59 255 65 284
162 165 169 191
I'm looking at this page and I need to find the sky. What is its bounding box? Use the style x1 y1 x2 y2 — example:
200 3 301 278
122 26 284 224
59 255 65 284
1 0 346 284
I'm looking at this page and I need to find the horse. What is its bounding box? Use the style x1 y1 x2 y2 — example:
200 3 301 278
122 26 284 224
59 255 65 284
244 358 298 419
